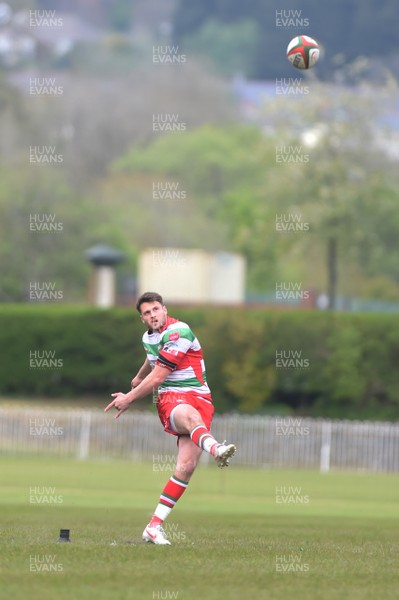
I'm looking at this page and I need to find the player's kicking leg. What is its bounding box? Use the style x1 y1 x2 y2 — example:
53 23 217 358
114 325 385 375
172 404 236 468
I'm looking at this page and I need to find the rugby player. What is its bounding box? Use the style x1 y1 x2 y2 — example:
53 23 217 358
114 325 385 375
104 291 236 545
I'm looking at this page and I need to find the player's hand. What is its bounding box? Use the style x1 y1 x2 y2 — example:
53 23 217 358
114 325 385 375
104 392 131 419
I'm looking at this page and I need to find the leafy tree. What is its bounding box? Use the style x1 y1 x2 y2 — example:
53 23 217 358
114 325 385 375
113 124 283 291
91 169 230 257
22 62 236 187
182 19 260 77
0 167 106 301
256 77 399 308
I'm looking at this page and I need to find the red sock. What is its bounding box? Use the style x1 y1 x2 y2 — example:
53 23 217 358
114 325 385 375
190 424 218 456
150 475 189 526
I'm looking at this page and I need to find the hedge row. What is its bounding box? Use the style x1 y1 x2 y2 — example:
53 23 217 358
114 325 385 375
0 305 398 419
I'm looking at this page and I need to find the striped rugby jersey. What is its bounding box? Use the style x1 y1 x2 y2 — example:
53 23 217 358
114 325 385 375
142 316 212 397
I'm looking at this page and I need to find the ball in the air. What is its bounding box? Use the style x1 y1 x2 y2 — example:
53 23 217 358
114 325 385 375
287 35 320 69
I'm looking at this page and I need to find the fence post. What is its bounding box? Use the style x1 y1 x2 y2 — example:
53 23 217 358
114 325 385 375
78 411 92 460
320 420 332 473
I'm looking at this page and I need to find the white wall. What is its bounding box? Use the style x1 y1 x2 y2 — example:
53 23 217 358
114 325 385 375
138 248 246 304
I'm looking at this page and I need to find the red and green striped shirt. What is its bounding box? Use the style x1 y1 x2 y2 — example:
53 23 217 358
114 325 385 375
142 316 211 397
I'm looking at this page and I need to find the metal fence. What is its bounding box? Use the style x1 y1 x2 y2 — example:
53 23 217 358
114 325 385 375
0 407 398 472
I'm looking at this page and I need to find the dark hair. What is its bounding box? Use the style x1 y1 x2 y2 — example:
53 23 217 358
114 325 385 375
136 291 164 313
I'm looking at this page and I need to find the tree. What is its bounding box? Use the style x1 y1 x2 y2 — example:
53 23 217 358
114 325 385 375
0 167 105 301
258 74 399 308
113 124 283 291
21 61 236 188
181 19 260 77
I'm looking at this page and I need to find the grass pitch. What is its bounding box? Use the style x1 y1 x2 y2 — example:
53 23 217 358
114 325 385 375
1 456 398 600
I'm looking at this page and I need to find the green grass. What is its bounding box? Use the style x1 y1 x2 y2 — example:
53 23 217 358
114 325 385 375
1 456 399 600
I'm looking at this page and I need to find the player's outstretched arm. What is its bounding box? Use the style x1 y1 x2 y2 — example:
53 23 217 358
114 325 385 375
104 364 169 419
131 358 151 388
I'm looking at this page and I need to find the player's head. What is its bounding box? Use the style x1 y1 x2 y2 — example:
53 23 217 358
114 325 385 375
136 292 167 331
